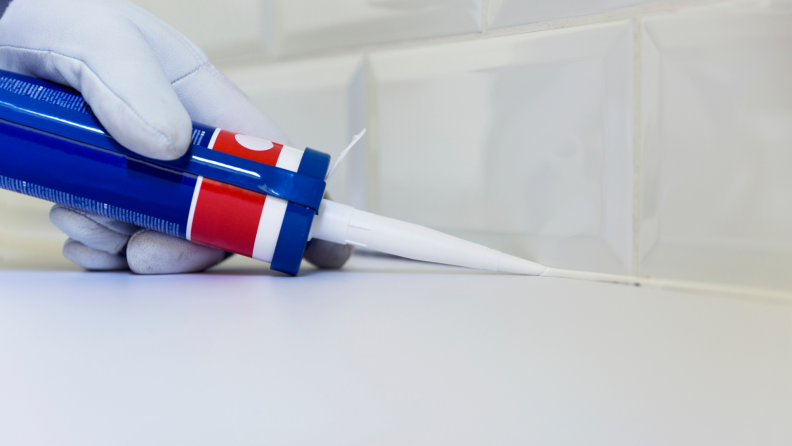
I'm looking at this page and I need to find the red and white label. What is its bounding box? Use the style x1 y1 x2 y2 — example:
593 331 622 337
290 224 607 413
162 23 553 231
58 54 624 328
186 129 304 263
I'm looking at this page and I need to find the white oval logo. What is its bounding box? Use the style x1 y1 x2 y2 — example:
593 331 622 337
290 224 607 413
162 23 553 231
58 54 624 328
234 134 275 151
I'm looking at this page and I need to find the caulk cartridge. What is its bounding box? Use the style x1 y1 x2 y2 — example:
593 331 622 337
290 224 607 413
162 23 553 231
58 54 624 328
0 69 547 276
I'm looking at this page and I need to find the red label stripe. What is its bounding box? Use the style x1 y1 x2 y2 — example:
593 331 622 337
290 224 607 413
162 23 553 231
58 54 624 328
187 129 305 262
189 178 266 258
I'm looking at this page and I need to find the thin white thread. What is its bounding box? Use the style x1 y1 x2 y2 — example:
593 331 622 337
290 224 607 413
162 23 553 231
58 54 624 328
326 128 366 181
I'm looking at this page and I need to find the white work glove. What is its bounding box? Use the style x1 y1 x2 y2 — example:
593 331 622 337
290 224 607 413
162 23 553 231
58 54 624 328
0 0 353 273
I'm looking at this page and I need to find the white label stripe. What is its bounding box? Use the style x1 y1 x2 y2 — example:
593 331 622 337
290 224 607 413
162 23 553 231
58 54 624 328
207 128 221 149
252 196 288 263
185 176 204 241
276 146 304 172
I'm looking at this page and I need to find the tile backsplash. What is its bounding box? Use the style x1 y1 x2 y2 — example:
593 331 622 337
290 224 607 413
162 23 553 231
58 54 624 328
487 0 689 30
0 189 72 270
639 1 792 289
2 0 790 292
262 0 482 56
369 23 635 273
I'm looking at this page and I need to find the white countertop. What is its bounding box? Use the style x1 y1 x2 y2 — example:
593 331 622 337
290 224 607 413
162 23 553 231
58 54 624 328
1 253 790 445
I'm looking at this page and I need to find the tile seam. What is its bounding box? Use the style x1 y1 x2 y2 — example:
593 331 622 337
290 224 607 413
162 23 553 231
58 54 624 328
215 0 732 68
481 0 490 35
363 59 380 214
485 0 729 39
632 17 643 277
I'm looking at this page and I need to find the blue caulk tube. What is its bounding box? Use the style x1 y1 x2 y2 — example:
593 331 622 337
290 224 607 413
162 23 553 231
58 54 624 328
0 69 547 276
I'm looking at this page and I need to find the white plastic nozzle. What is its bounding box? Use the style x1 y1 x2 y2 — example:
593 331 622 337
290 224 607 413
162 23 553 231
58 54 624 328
308 200 548 275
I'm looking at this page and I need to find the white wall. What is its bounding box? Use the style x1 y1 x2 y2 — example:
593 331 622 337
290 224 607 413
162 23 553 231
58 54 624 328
2 0 791 293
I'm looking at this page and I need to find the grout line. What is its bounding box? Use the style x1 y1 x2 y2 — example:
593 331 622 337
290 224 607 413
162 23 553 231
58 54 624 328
480 0 490 36
545 268 792 305
632 17 643 277
364 60 381 214
215 0 731 68
484 0 728 38
261 0 280 58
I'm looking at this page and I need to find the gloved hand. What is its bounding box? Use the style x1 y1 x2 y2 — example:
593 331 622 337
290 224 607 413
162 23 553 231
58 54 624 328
0 0 353 273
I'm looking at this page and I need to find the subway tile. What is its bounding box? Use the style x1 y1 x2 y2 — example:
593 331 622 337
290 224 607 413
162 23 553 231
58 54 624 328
263 0 482 56
369 22 635 273
488 0 685 30
222 55 369 209
640 1 792 289
0 190 72 269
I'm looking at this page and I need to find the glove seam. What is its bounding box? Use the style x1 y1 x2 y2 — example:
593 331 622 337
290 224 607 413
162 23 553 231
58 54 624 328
206 64 248 97
126 6 209 69
121 11 209 82
200 64 260 107
0 45 180 158
171 61 211 86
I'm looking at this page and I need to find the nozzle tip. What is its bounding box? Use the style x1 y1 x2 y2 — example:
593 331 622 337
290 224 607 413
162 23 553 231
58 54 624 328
496 252 547 276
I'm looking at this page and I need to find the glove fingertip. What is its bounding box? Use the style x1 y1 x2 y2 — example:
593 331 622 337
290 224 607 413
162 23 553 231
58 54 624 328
127 229 227 274
303 239 355 269
99 100 193 161
49 205 131 254
63 239 129 271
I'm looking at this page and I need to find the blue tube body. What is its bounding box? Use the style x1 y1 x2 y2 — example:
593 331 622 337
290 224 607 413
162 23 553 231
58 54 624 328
0 118 196 238
0 70 329 275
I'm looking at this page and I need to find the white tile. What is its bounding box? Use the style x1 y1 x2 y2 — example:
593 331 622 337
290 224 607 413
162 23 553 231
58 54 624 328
488 0 685 30
0 190 72 269
129 0 268 60
369 22 635 273
264 0 482 55
640 1 792 289
222 56 369 209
